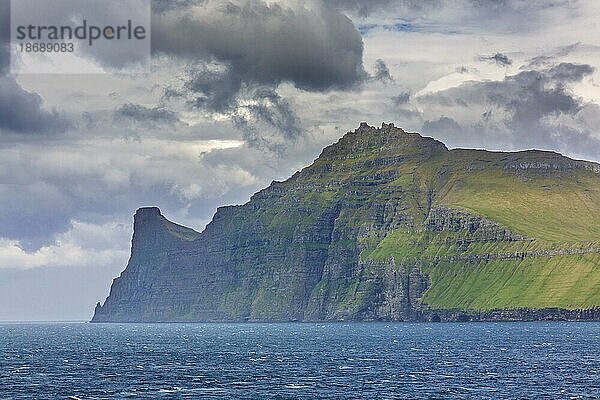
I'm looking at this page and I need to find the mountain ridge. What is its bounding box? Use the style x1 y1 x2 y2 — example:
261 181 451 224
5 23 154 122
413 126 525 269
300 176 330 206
92 123 600 322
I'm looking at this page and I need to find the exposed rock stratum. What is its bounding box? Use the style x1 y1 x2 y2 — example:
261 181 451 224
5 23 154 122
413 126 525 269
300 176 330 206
92 123 600 322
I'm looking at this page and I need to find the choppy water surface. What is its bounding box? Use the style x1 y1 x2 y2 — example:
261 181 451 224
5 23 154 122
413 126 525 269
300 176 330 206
0 322 598 399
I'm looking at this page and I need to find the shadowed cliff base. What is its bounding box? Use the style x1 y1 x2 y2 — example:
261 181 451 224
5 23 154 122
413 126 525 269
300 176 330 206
92 123 600 323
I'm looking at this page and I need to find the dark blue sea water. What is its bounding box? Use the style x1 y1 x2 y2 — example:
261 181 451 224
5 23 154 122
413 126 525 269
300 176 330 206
1 322 599 399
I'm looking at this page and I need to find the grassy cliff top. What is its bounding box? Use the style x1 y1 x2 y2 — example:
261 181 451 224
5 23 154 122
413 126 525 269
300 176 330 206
128 123 600 315
292 123 600 243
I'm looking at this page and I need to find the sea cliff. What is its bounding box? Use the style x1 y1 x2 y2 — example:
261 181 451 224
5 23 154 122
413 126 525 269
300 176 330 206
92 123 600 322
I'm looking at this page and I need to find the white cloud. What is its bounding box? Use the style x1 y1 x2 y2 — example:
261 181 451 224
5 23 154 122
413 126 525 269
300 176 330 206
0 220 131 270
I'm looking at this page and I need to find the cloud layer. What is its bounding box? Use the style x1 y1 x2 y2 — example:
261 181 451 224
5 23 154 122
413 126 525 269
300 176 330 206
0 77 71 134
0 0 599 320
153 0 366 90
418 63 600 158
151 0 369 150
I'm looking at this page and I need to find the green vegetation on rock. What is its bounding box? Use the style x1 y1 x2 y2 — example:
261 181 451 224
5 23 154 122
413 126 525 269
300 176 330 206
424 254 600 310
92 123 600 323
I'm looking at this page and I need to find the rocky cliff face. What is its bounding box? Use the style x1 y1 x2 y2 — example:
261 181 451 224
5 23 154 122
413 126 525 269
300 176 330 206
92 123 600 322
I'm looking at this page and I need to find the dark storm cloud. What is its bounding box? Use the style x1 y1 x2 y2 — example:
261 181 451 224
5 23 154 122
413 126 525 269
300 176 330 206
421 63 594 124
165 61 302 152
230 87 303 153
181 63 242 112
152 0 366 91
115 103 180 124
419 63 600 159
372 59 394 83
152 0 369 151
0 77 71 134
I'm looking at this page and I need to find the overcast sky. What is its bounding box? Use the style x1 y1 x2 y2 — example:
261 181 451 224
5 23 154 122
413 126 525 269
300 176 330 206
1 0 599 320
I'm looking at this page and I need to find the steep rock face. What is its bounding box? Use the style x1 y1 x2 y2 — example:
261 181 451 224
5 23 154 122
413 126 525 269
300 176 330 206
92 123 600 322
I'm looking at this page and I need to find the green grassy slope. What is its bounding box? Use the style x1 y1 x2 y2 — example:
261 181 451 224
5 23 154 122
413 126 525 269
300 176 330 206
424 254 600 310
350 133 600 311
437 153 600 242
216 125 600 312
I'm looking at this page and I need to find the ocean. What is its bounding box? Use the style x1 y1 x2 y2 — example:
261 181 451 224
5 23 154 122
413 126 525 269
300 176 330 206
1 322 598 399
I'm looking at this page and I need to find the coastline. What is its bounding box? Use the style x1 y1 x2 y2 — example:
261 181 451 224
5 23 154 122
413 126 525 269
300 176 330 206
90 307 600 323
